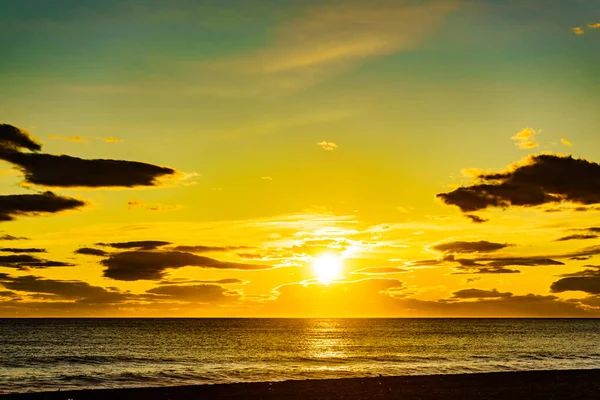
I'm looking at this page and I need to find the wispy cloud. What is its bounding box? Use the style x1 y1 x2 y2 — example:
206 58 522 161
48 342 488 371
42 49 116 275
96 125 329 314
561 138 573 147
127 199 182 212
48 135 123 144
199 0 459 94
573 26 585 35
317 141 338 151
511 127 540 149
240 0 458 74
48 135 87 143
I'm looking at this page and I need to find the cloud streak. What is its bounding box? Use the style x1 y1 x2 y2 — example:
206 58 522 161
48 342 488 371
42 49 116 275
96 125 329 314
101 251 272 281
0 192 85 222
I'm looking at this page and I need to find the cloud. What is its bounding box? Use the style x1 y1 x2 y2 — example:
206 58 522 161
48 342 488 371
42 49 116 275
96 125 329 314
0 254 73 270
588 23 600 29
573 26 585 35
0 191 85 221
171 245 253 253
402 294 593 317
101 251 272 281
74 247 109 257
98 137 122 143
465 215 488 224
422 253 564 275
147 284 239 303
551 277 600 295
556 234 599 242
48 135 87 143
48 135 123 144
97 241 171 250
558 266 600 278
238 0 458 75
453 266 520 275
0 124 42 152
261 176 273 181
1 123 177 188
0 274 130 304
0 234 29 241
561 138 573 147
352 267 410 275
158 278 245 285
431 240 511 254
511 128 541 149
317 141 338 151
268 278 405 316
483 258 564 268
437 155 600 212
127 199 181 212
0 248 46 253
1 151 176 188
451 288 512 299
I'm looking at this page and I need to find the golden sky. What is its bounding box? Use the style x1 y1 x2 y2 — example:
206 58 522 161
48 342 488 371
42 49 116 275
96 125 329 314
1 0 600 316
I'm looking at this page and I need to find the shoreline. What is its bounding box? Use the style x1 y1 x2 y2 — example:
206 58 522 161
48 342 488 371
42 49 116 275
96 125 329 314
3 369 600 399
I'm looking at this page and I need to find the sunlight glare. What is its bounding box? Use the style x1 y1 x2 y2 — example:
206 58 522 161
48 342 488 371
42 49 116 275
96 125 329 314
313 254 342 283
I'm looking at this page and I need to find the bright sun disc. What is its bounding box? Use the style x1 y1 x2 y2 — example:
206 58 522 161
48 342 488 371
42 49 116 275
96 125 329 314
313 254 342 283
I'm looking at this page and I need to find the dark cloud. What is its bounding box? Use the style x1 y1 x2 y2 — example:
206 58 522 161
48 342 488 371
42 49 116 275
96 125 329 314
570 256 592 261
551 277 600 295
158 278 245 285
401 294 594 317
75 247 109 256
237 253 264 259
449 256 562 275
556 227 600 242
556 234 599 241
406 259 444 267
465 215 488 224
0 254 73 270
0 191 85 221
484 258 564 267
437 155 600 212
147 284 239 303
171 245 253 253
563 245 600 260
97 241 171 250
558 266 600 278
0 151 176 188
0 123 177 188
431 241 511 254
0 248 46 253
451 288 512 299
0 124 41 152
453 266 521 274
0 274 130 304
101 251 272 281
0 234 29 241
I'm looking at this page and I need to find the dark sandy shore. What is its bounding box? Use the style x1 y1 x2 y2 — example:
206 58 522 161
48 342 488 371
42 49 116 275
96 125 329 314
3 370 600 400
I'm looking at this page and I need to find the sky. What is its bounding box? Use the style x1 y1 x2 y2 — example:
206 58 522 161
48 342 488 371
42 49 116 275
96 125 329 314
1 0 600 317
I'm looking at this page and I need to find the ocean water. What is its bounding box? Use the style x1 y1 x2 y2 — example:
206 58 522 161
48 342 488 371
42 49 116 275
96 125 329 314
1 318 600 394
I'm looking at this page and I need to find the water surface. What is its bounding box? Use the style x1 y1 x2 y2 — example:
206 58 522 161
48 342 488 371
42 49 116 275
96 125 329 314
1 318 600 393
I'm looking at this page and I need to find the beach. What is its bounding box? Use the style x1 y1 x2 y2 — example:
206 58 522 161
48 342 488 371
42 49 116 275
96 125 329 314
3 370 600 400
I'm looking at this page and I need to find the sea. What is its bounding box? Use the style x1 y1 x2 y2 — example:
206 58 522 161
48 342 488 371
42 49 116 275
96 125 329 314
1 318 600 394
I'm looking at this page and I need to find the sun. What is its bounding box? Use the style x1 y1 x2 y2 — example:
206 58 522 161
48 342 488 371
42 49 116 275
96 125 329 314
312 254 342 283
